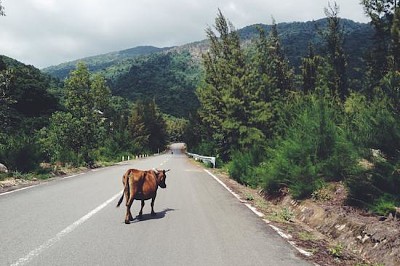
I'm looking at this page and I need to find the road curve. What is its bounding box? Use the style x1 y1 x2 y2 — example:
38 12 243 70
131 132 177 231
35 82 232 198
0 146 311 266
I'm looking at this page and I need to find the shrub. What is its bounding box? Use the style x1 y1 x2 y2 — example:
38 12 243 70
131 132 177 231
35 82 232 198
259 92 359 199
228 147 265 187
372 195 397 216
0 135 42 173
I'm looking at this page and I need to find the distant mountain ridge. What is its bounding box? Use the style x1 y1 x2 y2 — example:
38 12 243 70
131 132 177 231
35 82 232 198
43 18 373 81
40 18 374 118
42 45 172 80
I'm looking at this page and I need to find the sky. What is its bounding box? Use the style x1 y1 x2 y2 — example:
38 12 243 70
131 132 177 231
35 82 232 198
0 0 369 69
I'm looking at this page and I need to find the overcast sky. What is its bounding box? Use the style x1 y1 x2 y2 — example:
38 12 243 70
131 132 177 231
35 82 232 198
0 0 369 69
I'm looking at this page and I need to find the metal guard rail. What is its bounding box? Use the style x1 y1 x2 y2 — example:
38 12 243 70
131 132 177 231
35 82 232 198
187 152 216 168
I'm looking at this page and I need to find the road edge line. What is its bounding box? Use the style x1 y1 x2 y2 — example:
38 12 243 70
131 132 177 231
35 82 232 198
203 169 313 259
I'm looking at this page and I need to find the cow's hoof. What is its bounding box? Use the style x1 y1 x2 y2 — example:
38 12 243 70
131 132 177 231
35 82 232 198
151 212 156 216
125 220 130 224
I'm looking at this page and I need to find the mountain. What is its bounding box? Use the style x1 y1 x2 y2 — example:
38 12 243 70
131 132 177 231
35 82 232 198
42 18 374 118
42 45 171 80
0 55 59 134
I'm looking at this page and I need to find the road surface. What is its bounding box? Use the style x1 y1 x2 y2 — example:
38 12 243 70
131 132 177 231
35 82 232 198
0 144 311 265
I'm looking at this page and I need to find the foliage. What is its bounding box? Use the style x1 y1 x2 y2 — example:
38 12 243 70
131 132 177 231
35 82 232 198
113 51 200 118
128 99 168 153
227 147 265 187
258 92 360 199
164 115 189 143
0 134 42 173
39 63 107 166
371 194 398 216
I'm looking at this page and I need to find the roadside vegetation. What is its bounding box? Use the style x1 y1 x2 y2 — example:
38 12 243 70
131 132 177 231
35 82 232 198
191 2 400 216
1 0 399 218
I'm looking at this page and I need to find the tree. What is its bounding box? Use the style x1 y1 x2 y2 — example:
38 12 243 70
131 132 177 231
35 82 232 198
0 0 5 16
42 63 109 166
301 44 322 94
361 0 399 92
0 59 14 134
197 10 249 160
128 99 167 153
323 2 348 101
265 20 294 94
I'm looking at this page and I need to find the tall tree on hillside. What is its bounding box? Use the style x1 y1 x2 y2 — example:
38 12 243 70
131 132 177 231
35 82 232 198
41 63 109 166
198 10 272 160
301 44 322 94
248 25 291 138
197 10 248 160
390 6 400 71
323 2 348 101
265 20 294 94
128 99 167 153
0 0 5 16
361 0 399 92
0 58 14 134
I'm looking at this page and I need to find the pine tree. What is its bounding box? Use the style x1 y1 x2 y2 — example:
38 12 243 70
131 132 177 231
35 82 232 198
265 21 293 94
361 0 399 93
323 2 348 101
301 44 322 94
197 10 249 160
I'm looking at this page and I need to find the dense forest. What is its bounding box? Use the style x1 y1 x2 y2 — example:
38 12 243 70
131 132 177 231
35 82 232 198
192 2 400 215
1 1 400 216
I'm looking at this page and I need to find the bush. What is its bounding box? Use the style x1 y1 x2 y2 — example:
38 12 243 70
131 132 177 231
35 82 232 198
260 138 319 199
372 194 398 216
228 148 263 187
0 135 42 173
259 92 361 199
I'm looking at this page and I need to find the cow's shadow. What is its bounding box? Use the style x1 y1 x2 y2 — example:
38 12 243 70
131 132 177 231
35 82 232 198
130 208 176 223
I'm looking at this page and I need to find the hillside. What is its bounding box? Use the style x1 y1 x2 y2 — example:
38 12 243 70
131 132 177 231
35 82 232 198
42 45 171 80
42 18 374 118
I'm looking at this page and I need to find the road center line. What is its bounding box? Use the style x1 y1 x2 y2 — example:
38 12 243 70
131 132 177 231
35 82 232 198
11 191 122 266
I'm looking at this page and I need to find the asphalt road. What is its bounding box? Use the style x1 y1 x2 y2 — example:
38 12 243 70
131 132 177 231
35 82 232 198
0 144 311 266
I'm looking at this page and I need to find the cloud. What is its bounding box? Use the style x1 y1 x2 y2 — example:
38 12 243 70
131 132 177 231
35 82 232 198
0 0 369 68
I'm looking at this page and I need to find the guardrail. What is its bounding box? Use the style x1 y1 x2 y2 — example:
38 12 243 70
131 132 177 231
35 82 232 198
187 152 216 168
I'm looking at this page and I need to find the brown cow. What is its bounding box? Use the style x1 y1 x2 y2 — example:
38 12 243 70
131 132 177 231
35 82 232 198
116 168 169 224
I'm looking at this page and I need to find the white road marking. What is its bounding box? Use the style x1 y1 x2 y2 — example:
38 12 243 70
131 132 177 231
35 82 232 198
0 185 39 196
10 191 122 266
204 169 249 206
204 169 313 258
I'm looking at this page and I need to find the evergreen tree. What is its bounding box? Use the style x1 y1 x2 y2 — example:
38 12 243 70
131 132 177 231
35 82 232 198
390 6 400 71
361 0 399 92
301 44 322 94
197 10 250 160
323 2 348 101
0 0 5 16
128 99 167 153
265 20 294 94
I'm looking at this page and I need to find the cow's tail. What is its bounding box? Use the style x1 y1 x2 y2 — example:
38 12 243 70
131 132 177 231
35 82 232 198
116 192 124 207
116 171 130 207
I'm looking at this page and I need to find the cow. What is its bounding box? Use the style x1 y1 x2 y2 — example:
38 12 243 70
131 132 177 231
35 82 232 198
116 168 170 224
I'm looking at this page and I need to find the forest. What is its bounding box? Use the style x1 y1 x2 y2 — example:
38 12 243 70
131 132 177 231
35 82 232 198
1 1 400 215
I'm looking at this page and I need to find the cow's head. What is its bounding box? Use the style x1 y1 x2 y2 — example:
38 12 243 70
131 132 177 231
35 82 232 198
154 169 170 188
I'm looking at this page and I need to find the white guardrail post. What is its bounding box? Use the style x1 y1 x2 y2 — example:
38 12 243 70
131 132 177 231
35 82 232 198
187 152 216 168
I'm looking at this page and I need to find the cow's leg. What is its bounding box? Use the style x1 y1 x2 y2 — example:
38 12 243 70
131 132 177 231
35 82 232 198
151 195 156 216
125 197 134 224
139 200 145 218
125 185 137 224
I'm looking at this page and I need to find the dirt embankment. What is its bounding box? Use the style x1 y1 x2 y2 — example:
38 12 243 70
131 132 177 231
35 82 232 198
211 169 399 266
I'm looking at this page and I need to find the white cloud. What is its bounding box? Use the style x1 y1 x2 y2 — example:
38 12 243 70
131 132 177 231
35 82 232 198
0 0 369 68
